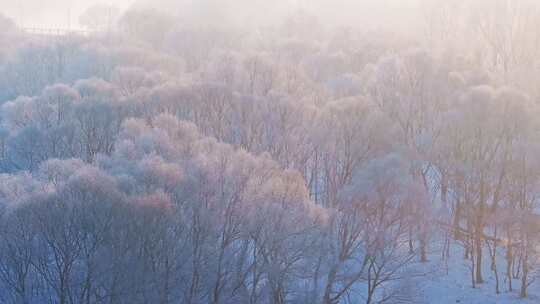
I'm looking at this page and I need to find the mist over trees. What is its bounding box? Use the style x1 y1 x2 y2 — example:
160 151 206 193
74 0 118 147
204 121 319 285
0 0 540 303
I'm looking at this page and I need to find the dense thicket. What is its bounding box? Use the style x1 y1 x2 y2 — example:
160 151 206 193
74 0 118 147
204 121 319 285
1 1 540 303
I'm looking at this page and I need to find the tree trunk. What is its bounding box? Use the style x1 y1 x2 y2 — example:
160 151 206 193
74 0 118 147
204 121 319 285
470 243 476 289
520 235 529 298
475 198 484 284
453 200 461 240
475 225 483 284
420 237 428 262
506 244 513 292
366 263 375 304
489 239 499 294
520 251 528 298
408 227 414 254
323 266 338 304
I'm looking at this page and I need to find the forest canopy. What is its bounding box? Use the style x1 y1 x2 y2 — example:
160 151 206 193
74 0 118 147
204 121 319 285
0 0 540 303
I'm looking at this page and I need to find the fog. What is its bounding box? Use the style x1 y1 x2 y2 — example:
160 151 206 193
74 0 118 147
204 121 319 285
0 0 135 28
1 0 540 303
1 0 420 30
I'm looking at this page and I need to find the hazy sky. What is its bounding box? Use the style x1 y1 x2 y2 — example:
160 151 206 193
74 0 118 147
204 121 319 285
0 0 420 30
0 0 135 28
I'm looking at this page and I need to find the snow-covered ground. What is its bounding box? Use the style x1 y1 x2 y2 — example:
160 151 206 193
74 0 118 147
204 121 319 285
407 243 540 304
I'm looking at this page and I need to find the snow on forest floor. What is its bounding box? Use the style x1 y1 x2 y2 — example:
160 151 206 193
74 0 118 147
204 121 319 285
404 243 540 304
